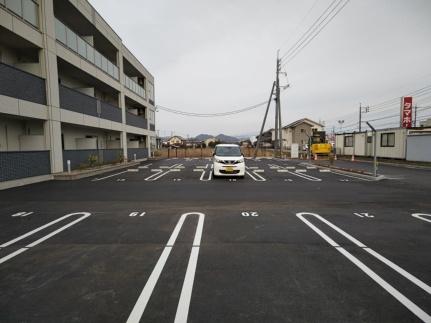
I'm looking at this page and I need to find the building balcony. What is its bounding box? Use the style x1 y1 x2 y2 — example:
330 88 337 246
0 0 39 28
126 111 147 129
0 62 46 105
55 18 119 81
124 74 146 99
59 84 122 123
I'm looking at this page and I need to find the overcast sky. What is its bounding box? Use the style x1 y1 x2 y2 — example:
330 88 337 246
89 0 431 138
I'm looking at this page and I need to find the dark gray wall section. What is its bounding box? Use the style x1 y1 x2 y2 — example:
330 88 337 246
126 112 147 129
59 85 98 117
0 63 46 105
63 149 123 170
59 85 122 123
150 124 155 131
127 148 148 160
406 135 431 162
0 151 51 182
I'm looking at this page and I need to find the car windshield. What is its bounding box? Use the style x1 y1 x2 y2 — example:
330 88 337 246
215 146 242 157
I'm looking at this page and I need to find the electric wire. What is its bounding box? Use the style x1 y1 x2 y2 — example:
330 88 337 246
156 100 269 117
280 0 351 66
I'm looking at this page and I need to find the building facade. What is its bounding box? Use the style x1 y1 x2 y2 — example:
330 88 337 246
0 0 156 182
281 118 324 149
257 118 323 149
334 127 431 160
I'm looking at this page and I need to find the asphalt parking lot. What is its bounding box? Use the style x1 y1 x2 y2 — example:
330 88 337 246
0 157 430 322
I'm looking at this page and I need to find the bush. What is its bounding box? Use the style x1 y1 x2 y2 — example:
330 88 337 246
116 152 125 163
88 154 98 167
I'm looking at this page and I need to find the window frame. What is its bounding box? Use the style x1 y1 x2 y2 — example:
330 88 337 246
381 132 395 147
344 135 353 147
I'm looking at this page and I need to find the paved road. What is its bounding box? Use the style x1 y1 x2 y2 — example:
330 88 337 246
0 157 430 322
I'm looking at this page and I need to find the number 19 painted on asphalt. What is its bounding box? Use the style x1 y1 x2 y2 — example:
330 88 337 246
242 211 259 217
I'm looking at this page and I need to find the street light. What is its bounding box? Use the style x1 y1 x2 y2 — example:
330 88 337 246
338 120 344 131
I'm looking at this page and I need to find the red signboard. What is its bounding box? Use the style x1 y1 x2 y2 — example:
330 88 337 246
401 96 413 128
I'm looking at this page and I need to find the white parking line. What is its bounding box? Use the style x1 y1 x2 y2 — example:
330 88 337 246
0 212 91 264
330 170 373 181
199 170 212 181
127 212 205 323
1 212 87 248
246 170 266 181
411 213 431 223
92 170 129 181
138 163 152 169
289 170 321 181
144 164 182 181
297 212 431 322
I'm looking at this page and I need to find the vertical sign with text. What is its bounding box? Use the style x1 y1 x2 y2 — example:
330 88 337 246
401 96 413 128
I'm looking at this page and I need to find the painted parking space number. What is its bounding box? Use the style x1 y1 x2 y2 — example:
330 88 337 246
129 212 146 217
242 211 259 217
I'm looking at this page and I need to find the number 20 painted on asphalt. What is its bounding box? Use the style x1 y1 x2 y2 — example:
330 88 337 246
242 211 259 217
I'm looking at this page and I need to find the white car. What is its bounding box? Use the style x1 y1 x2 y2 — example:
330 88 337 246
212 144 245 178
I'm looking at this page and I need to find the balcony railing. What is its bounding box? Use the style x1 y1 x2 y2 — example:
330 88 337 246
126 112 148 129
55 18 119 81
1 0 39 28
0 62 46 104
59 85 122 123
124 74 146 99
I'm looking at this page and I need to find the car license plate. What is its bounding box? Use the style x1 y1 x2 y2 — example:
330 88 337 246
225 166 234 172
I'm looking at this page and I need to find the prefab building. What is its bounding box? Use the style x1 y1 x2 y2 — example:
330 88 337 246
336 128 408 159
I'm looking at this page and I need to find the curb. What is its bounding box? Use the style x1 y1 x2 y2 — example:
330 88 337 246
54 160 144 180
336 158 431 170
302 162 385 181
0 174 54 191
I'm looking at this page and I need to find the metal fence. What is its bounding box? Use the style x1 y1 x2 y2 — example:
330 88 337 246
59 85 122 123
127 148 148 160
0 151 51 182
62 149 123 170
0 62 46 105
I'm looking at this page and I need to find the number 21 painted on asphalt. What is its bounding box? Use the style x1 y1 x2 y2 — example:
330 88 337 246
242 211 259 217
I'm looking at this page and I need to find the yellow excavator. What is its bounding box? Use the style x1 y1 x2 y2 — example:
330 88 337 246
310 129 332 156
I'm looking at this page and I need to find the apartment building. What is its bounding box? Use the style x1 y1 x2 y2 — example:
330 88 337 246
0 0 156 183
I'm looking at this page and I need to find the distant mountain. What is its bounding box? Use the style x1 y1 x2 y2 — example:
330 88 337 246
192 133 240 143
194 134 214 141
215 134 240 143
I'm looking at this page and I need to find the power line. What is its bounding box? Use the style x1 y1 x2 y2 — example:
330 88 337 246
281 0 351 67
278 0 321 52
280 0 339 61
156 100 268 117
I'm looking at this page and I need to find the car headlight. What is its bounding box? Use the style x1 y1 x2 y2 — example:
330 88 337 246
215 158 223 163
236 158 244 164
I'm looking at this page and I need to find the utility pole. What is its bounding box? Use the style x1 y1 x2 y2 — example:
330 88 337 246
414 105 417 127
359 103 362 132
275 51 282 158
254 82 276 158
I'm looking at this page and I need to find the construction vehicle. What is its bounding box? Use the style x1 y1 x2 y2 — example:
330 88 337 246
310 129 332 156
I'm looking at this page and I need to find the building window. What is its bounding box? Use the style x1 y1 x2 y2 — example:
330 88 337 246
381 132 395 147
300 129 305 133
367 136 372 143
344 135 353 147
